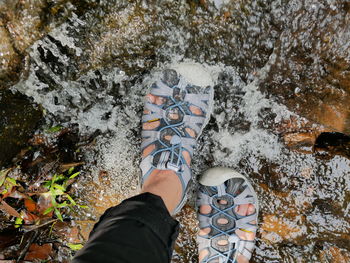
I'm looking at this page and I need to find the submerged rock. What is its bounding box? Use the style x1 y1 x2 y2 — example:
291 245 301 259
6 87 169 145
0 0 100 88
0 89 42 168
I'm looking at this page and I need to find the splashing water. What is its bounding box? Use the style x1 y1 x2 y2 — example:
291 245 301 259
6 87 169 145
8 0 350 262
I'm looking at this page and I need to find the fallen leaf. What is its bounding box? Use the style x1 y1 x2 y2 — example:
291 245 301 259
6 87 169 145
0 169 11 187
29 134 47 146
8 190 29 200
24 243 52 261
24 199 37 213
21 210 39 225
67 243 83 251
37 192 53 215
0 200 21 218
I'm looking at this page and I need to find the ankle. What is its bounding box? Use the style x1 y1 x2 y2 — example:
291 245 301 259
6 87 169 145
141 169 182 213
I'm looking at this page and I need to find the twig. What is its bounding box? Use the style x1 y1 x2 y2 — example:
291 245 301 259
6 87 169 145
16 230 39 262
59 162 85 172
22 218 58 233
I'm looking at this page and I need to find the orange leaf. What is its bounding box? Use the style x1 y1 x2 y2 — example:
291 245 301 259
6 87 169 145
24 199 37 213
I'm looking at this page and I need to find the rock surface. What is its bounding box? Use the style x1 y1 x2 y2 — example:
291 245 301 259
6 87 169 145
0 89 42 168
260 0 350 134
0 0 349 262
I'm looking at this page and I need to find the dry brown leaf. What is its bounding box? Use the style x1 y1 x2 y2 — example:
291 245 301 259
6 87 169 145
0 200 20 218
24 243 52 261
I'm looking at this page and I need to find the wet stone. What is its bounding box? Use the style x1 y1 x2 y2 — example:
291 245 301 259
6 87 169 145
0 0 349 262
259 0 350 134
0 23 22 86
0 0 97 88
0 89 42 168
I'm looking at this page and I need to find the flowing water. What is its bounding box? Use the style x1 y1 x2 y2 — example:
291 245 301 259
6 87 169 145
2 0 350 262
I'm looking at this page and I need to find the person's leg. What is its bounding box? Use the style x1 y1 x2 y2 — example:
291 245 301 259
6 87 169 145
72 192 179 263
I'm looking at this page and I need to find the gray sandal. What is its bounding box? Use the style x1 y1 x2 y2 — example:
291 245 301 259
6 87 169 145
140 63 214 214
197 167 259 262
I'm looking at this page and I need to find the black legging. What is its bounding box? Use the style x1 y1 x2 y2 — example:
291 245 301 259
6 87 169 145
72 193 179 263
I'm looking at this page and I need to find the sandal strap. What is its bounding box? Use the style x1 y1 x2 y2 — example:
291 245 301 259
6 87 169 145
233 186 255 205
184 93 210 112
183 115 206 134
235 214 258 231
150 80 174 97
228 234 255 260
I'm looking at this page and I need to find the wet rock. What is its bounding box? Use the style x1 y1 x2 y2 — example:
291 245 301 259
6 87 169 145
260 0 350 134
0 89 42 168
261 214 306 244
0 0 96 88
0 22 22 86
1 0 349 262
314 132 350 158
173 205 199 263
319 246 350 263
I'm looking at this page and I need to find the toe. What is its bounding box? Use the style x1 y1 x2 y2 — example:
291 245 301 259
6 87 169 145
235 204 249 216
146 94 156 103
199 249 209 262
199 227 211 236
189 105 203 115
185 127 196 138
199 204 211 214
142 144 155 158
146 94 166 105
142 120 160 130
156 96 166 105
182 150 191 166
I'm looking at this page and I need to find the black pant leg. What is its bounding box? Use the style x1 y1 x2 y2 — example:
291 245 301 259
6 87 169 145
72 193 179 263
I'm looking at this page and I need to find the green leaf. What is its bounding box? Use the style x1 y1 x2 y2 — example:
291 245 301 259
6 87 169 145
53 183 66 192
46 126 63 133
68 167 75 175
55 174 66 182
43 206 54 215
54 208 63 221
56 201 68 208
0 169 11 187
49 192 57 207
50 174 56 189
69 172 80 179
78 205 88 209
50 187 65 196
67 243 83 251
65 194 76 206
14 217 23 228
6 177 17 186
43 181 51 189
